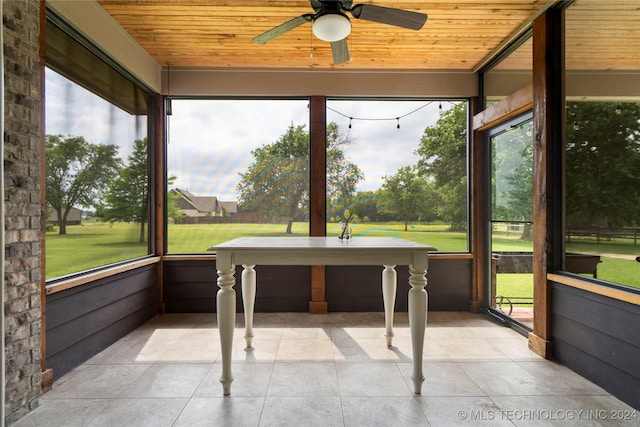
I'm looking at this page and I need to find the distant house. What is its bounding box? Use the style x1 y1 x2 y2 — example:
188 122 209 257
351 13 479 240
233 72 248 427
47 207 83 225
171 188 238 217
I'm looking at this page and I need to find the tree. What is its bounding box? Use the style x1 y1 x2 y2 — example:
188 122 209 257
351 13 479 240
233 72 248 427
330 190 378 222
566 102 640 227
326 122 365 220
376 166 435 231
415 103 468 230
166 176 183 222
237 122 363 234
46 134 121 235
102 138 149 243
492 121 534 239
502 144 534 239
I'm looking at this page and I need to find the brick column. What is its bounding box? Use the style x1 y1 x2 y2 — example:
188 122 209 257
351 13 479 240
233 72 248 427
3 1 44 423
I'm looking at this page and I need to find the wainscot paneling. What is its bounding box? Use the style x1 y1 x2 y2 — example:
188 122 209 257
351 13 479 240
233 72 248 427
163 260 311 313
551 281 640 410
327 258 472 312
163 259 217 313
163 257 471 313
46 265 158 379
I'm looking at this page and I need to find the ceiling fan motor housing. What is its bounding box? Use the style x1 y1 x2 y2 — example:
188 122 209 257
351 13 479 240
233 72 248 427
312 11 352 42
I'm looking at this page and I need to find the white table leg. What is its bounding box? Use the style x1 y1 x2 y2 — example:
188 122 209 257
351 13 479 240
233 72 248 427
382 265 397 347
408 264 428 394
242 265 256 348
216 265 236 396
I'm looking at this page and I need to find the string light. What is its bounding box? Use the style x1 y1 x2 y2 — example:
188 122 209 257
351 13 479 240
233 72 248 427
573 121 579 131
328 101 446 130
615 104 622 114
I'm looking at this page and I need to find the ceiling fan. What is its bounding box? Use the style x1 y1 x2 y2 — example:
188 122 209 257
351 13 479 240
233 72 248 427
252 0 428 65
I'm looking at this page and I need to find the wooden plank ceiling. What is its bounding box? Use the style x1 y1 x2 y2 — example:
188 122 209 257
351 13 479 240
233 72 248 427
96 0 640 71
96 0 548 70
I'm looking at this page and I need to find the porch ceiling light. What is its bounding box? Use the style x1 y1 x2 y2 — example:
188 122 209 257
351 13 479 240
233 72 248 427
312 12 351 42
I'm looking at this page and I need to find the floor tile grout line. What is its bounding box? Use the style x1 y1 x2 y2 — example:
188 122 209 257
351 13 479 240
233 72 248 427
451 359 490 400
20 312 638 427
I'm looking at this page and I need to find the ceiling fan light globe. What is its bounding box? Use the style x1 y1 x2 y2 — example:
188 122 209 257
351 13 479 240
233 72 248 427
312 13 351 42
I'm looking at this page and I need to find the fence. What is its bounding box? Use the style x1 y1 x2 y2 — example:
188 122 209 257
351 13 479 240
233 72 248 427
566 227 639 246
174 212 289 225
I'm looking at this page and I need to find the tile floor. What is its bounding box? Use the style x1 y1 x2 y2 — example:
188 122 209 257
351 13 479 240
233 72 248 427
13 312 638 427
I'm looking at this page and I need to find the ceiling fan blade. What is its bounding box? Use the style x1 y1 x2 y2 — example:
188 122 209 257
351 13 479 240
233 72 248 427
351 4 427 30
252 15 312 44
331 38 350 64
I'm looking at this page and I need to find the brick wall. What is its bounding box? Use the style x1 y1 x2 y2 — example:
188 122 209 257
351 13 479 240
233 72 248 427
3 0 43 424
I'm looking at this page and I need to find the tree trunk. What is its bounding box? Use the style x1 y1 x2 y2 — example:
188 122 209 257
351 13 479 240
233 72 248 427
285 194 301 235
139 220 146 243
57 207 67 235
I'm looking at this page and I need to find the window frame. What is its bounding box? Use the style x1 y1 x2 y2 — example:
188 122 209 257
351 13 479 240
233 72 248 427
44 11 156 287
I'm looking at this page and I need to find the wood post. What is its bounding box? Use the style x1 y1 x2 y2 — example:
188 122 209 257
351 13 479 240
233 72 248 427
529 7 565 359
309 96 328 313
154 94 166 314
470 97 485 313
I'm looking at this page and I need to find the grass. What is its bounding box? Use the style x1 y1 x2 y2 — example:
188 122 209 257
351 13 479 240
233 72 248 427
495 254 640 306
166 221 469 253
46 221 640 292
46 222 147 278
492 238 640 305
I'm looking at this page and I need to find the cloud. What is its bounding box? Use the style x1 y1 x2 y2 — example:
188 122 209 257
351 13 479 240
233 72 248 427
167 99 452 199
167 99 309 199
45 71 458 201
328 99 442 191
45 69 145 158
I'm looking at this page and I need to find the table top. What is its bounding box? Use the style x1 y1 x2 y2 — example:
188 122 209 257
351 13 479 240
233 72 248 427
210 236 437 252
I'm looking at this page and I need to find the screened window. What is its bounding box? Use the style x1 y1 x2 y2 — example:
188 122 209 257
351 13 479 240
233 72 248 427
564 1 640 290
564 102 640 290
45 18 150 280
326 99 469 251
166 99 310 253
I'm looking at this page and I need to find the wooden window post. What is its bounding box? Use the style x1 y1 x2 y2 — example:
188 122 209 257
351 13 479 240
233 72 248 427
309 96 328 313
529 7 565 358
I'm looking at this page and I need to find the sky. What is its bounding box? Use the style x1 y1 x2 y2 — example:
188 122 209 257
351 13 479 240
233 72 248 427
167 98 456 201
45 69 146 159
45 68 458 202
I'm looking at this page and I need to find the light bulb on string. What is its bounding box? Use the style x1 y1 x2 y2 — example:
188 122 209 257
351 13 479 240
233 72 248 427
615 104 622 115
327 100 436 132
573 121 579 131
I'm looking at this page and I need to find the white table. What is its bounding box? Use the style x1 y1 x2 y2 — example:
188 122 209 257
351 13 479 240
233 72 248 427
211 236 436 396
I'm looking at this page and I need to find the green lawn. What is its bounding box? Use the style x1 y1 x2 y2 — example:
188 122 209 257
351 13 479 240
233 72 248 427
46 222 640 292
493 238 640 303
46 222 147 278
166 221 468 253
